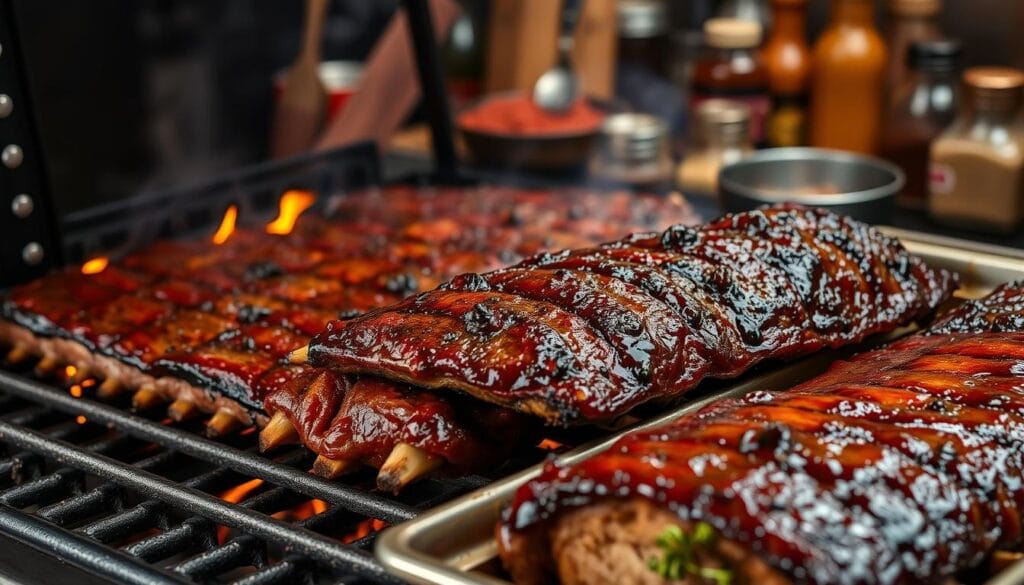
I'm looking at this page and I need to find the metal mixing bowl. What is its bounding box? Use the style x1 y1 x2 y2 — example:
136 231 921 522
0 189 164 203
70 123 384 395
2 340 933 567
718 148 905 224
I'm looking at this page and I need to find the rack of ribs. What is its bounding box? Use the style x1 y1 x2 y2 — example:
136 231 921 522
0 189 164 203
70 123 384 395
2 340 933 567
0 186 696 492
293 204 956 425
497 280 1024 585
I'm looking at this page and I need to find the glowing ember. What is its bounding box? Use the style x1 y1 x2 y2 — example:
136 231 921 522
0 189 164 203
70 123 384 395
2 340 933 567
212 205 238 245
341 518 388 544
266 190 315 235
64 365 77 378
76 415 87 424
81 257 109 275
538 438 564 451
69 385 82 398
82 379 96 388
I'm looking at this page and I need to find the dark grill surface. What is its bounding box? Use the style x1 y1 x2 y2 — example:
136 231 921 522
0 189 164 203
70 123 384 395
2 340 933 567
0 363 531 585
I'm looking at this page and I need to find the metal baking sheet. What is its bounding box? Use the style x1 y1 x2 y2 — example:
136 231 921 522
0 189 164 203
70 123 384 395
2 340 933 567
375 228 1024 585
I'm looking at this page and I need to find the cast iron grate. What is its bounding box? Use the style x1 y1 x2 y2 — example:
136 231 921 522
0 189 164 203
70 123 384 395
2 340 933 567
0 362 554 585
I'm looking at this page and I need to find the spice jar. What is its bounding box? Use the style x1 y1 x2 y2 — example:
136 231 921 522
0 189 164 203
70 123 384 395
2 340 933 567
929 67 1024 233
691 18 770 145
591 113 674 190
880 39 962 208
677 99 753 197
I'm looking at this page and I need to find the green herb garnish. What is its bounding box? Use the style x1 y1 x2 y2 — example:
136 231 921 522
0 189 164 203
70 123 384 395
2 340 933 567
647 522 734 585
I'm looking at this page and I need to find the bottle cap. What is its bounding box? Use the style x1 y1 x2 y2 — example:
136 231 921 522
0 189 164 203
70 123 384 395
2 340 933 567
908 39 963 72
703 18 762 49
964 66 1024 112
887 0 941 17
964 67 1024 91
617 0 669 39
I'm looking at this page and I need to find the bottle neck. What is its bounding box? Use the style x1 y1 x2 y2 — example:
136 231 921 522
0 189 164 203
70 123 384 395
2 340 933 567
770 3 807 40
831 0 876 27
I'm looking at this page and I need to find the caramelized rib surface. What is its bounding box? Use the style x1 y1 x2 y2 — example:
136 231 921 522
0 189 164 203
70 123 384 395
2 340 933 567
500 281 1024 585
307 205 955 424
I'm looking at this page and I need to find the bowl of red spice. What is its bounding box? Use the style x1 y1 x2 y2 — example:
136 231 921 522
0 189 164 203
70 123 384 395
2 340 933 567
457 92 608 171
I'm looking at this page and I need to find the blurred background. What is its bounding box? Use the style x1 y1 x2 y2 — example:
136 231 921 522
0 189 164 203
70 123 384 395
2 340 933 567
10 0 1024 230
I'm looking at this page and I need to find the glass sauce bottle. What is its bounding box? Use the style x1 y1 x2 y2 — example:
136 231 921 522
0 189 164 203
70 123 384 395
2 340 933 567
880 40 961 208
809 0 887 154
929 67 1024 233
761 0 811 147
884 0 942 101
691 18 770 146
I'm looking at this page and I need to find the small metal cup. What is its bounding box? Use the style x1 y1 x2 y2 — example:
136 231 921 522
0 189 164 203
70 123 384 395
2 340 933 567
718 147 905 224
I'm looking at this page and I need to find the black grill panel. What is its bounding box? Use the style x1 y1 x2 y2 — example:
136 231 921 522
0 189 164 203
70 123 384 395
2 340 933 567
0 364 533 585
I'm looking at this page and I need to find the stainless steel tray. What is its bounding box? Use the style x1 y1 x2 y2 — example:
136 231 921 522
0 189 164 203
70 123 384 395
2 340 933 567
376 229 1024 585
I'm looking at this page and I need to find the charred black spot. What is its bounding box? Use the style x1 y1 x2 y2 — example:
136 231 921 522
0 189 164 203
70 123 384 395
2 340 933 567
242 336 257 351
385 273 419 295
237 305 272 324
660 225 699 250
463 302 500 336
453 273 491 292
337 309 362 320
244 261 284 282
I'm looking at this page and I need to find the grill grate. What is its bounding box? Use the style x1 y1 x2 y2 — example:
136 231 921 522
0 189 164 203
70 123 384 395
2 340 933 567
0 364 544 585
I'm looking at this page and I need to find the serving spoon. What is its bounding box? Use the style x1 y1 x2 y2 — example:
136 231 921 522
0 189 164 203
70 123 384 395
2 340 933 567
532 0 584 114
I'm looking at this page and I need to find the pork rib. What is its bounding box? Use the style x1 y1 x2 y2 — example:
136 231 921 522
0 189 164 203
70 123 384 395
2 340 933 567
499 281 1024 585
301 205 956 424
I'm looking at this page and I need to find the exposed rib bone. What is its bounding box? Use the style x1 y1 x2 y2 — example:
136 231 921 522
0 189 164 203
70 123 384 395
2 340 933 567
376 442 441 494
258 411 300 451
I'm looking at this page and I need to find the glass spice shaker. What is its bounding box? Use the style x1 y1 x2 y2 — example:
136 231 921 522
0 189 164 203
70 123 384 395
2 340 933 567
929 67 1024 233
591 113 675 191
677 99 753 197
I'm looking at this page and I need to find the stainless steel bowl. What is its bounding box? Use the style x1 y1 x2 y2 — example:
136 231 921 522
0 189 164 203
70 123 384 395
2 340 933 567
718 148 905 224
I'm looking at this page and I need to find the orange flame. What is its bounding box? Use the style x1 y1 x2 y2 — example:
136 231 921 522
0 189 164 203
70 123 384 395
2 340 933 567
341 519 388 544
64 365 78 378
266 190 315 235
76 415 87 425
69 385 83 398
81 257 109 275
212 205 238 245
217 478 265 543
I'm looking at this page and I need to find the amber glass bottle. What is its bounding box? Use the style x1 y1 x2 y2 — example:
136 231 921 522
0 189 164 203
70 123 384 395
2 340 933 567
884 0 942 101
762 0 811 146
809 0 887 153
880 40 961 208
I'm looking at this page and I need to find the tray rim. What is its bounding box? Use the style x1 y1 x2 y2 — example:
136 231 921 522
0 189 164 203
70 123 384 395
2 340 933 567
375 228 1024 585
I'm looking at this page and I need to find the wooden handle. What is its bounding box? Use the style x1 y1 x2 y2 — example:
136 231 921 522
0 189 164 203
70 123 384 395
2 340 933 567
299 0 330 64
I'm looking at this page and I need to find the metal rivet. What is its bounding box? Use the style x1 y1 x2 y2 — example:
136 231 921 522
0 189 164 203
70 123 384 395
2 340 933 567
22 242 43 265
11 193 32 218
2 144 22 168
0 95 12 118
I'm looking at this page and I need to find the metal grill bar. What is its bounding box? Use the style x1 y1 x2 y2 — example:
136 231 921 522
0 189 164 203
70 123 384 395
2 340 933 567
0 504 185 585
0 419 404 584
0 370 419 522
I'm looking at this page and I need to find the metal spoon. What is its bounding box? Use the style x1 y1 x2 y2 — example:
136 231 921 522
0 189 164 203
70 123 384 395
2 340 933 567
532 0 584 114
